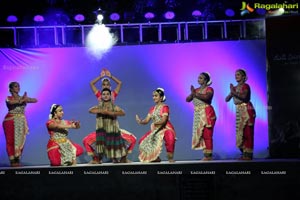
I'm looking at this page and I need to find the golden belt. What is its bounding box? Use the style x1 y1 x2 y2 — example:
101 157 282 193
236 103 247 108
9 113 24 117
51 138 67 143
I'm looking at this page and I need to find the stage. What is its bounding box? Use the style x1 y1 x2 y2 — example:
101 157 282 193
1 159 299 200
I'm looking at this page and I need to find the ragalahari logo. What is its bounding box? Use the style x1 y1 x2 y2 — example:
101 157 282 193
240 2 255 16
240 1 299 16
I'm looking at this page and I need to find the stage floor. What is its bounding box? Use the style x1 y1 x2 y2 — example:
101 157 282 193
1 159 300 200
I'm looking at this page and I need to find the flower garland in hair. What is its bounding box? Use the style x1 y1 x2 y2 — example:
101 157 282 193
49 104 59 119
204 72 213 86
153 87 168 135
156 87 166 102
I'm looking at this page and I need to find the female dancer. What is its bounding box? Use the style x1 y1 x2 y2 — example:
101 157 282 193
2 81 37 167
136 87 176 163
89 88 127 163
225 69 256 160
186 72 217 161
46 104 83 166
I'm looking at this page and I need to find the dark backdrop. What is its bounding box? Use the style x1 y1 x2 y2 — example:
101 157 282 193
266 15 300 158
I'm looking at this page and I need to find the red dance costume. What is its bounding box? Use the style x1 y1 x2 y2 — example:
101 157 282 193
2 96 29 163
82 90 136 159
138 104 176 162
46 119 83 166
233 83 256 159
191 87 216 158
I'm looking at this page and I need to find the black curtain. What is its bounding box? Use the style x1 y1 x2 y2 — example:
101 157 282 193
266 15 300 158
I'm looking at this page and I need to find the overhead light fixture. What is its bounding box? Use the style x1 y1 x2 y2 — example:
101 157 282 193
33 15 45 22
110 13 120 22
97 14 104 23
74 14 85 23
7 15 18 23
225 9 235 17
164 11 175 20
144 12 155 21
94 8 105 24
192 10 202 20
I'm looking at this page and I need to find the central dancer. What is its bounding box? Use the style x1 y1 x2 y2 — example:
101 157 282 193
136 87 176 163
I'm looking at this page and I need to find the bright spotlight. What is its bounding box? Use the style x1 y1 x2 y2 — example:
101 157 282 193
110 13 120 22
144 12 155 21
164 11 175 20
86 24 118 60
7 15 18 23
33 15 45 22
74 14 85 23
97 14 104 23
93 8 105 24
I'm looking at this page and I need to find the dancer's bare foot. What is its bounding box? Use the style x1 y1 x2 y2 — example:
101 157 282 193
72 160 77 166
89 159 102 164
238 156 252 161
10 162 21 167
202 157 212 161
151 157 161 162
120 156 132 163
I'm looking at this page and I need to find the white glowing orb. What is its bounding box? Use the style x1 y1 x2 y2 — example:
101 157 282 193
86 23 118 60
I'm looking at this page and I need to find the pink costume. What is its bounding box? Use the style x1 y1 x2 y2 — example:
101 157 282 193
2 96 29 162
191 87 216 158
138 104 176 162
46 119 83 166
82 90 136 159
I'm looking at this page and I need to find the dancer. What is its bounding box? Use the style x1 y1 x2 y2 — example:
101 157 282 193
2 81 38 167
225 69 256 160
136 87 176 163
46 104 83 166
89 88 127 163
186 72 216 161
83 69 136 164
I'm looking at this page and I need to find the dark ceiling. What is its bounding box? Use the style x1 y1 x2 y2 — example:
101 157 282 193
0 0 293 26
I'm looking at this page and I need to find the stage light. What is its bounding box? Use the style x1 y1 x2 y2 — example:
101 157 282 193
94 8 105 24
7 15 18 23
33 15 45 22
74 14 85 23
110 13 120 22
97 14 104 22
225 9 235 17
192 10 202 20
144 12 155 21
164 11 175 20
